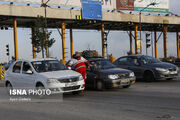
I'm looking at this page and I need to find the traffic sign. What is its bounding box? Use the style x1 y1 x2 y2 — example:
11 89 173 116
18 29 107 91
81 0 102 20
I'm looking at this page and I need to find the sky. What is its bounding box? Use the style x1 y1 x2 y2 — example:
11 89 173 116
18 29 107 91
0 0 180 63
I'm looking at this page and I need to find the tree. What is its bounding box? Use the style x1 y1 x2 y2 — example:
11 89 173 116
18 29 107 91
31 16 55 58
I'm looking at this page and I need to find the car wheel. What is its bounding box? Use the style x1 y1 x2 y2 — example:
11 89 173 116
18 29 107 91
36 84 45 98
96 81 104 91
122 85 131 88
143 71 155 82
167 78 173 80
72 91 81 95
6 82 13 95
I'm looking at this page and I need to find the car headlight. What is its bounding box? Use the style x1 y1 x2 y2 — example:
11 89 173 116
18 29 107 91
176 67 179 71
79 75 83 81
155 68 168 72
108 74 119 80
47 78 59 83
129 72 135 77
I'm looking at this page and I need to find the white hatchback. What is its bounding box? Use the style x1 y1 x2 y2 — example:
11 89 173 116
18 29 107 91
5 58 85 94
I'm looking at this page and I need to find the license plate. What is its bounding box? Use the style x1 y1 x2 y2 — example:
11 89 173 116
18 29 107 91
113 81 120 87
113 83 118 87
121 79 130 84
65 82 77 87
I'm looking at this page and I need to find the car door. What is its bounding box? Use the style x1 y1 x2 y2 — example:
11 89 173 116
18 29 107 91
86 70 96 88
10 61 23 88
86 61 97 88
126 57 144 78
20 61 36 88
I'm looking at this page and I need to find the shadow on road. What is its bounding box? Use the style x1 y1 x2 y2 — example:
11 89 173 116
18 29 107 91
136 78 179 83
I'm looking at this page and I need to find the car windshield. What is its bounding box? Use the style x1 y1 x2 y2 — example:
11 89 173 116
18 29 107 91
142 56 161 64
90 59 116 70
31 60 67 73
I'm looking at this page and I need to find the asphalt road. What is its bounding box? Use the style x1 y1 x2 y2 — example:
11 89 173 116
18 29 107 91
0 79 180 120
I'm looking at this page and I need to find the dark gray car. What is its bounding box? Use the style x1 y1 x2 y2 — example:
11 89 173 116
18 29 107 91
114 55 179 82
86 58 136 90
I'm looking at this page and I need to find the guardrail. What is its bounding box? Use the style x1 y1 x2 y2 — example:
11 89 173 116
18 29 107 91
0 65 5 80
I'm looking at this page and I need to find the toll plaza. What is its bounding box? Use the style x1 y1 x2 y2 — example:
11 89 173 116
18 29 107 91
0 1 179 64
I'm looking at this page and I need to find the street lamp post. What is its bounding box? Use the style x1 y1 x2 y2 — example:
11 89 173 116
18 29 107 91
139 2 157 55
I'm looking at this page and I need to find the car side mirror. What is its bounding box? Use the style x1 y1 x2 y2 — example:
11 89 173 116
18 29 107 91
26 70 33 74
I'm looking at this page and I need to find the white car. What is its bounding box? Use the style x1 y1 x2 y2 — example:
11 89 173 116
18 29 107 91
5 58 85 94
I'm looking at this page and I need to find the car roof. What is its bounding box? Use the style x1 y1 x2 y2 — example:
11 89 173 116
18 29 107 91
16 58 57 62
88 57 107 61
120 55 146 58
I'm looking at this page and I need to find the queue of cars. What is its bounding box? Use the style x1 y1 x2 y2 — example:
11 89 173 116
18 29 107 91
4 55 179 95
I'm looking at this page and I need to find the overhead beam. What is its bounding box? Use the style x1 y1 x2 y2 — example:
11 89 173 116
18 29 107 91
0 4 180 26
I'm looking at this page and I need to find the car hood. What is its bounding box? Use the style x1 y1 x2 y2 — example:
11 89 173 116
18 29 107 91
147 62 177 69
39 70 81 79
98 68 132 75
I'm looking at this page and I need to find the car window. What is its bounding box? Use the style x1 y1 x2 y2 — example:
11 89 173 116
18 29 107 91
90 60 115 69
12 61 22 73
127 57 139 66
31 60 67 73
118 57 128 65
5 60 15 70
22 62 32 74
141 56 160 64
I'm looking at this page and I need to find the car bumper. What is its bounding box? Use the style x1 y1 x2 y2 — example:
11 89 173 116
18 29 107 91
154 71 179 80
105 77 136 88
46 80 85 94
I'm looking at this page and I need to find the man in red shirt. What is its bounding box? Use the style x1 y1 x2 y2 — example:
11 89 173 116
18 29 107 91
67 53 89 83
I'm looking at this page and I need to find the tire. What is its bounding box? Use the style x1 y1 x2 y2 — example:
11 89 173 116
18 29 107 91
36 83 45 98
96 81 105 91
122 85 131 88
143 71 155 82
167 78 173 80
72 91 81 95
6 82 13 95
36 83 44 89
